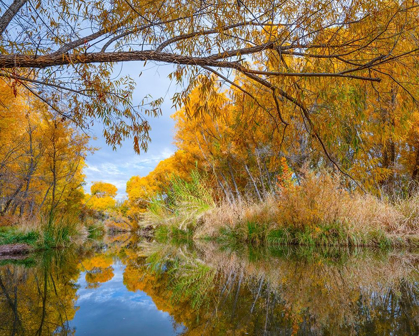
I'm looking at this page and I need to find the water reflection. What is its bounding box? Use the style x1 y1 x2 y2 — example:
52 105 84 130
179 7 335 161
71 259 185 335
0 250 80 335
133 243 419 335
0 237 417 335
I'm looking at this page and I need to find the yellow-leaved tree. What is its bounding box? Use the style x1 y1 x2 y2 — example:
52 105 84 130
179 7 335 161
86 182 118 213
0 80 91 224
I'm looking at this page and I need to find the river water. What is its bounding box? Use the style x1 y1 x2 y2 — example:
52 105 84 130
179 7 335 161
0 234 418 335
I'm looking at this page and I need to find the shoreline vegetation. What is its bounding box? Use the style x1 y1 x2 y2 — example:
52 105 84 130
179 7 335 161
122 77 419 250
139 169 419 249
0 219 93 253
0 212 134 254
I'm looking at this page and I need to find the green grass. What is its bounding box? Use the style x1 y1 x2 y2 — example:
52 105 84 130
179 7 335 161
243 243 393 266
155 225 194 244
40 220 75 249
213 221 398 249
0 256 36 267
155 225 170 243
0 216 82 250
87 222 105 239
0 227 39 246
145 170 215 230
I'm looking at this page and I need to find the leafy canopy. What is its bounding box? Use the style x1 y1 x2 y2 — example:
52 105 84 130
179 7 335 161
1 0 418 157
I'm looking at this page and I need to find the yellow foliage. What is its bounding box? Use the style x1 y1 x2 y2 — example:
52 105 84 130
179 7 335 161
85 182 118 213
0 80 90 220
126 150 195 216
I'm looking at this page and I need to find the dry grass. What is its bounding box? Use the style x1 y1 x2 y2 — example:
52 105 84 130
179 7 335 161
394 194 419 233
276 171 410 237
143 168 418 247
195 169 418 247
195 197 279 239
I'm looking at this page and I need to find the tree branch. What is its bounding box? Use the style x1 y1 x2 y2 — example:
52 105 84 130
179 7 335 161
0 0 28 35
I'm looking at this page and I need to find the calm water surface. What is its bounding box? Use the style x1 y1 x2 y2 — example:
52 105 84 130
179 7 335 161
0 235 418 335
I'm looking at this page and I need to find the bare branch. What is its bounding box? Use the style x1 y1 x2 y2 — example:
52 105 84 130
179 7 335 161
0 0 28 35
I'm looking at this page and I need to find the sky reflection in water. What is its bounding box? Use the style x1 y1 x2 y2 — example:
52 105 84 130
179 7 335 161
70 261 184 335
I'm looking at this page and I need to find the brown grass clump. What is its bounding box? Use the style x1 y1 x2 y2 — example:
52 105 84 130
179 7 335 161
276 170 407 234
0 215 19 227
277 171 351 230
195 169 418 246
394 194 419 233
195 196 279 239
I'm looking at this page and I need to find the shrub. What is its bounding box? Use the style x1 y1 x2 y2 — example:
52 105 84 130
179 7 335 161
144 170 215 232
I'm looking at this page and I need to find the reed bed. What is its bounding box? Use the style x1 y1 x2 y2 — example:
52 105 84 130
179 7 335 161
144 170 419 248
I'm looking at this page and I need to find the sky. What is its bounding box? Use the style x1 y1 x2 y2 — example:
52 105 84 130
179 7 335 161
83 62 178 200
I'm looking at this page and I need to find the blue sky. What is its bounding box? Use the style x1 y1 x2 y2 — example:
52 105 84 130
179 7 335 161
83 62 178 199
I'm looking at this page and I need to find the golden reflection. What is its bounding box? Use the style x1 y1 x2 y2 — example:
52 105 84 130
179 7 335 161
130 242 419 335
0 236 417 335
0 252 79 335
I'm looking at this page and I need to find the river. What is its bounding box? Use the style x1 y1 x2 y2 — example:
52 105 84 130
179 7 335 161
0 234 418 335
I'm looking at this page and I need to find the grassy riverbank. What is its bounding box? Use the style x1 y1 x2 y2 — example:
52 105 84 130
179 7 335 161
0 217 97 251
0 212 136 253
142 171 419 248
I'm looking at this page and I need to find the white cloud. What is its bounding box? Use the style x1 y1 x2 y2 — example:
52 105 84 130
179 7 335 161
83 147 175 200
84 166 101 173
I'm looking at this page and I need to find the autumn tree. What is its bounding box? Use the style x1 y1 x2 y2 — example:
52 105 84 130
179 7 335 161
0 0 418 166
91 182 118 198
0 81 90 221
86 181 118 212
134 52 419 203
126 150 195 216
42 113 90 215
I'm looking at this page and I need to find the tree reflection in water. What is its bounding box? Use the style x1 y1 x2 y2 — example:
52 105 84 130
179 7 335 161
0 250 81 335
132 243 419 335
0 237 417 336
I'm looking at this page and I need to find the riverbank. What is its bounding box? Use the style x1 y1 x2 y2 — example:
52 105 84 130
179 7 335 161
0 218 94 252
0 213 138 254
141 171 419 248
0 243 32 256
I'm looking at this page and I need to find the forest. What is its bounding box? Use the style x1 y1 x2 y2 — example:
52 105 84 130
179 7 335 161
0 0 418 248
0 0 418 334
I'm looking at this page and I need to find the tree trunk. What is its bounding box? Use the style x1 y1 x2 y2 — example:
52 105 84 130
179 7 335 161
244 164 263 202
227 160 242 203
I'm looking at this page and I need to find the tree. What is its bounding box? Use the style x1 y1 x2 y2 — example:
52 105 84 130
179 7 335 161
0 81 90 220
0 0 418 161
133 51 419 200
41 113 90 215
86 181 118 212
91 182 118 198
126 150 195 215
